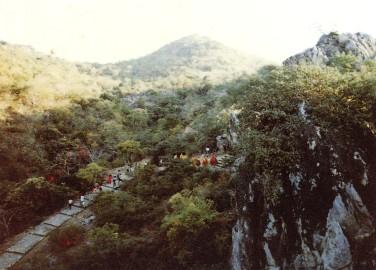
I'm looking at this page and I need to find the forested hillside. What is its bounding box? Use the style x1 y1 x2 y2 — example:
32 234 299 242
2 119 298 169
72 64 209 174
0 42 118 117
0 36 250 257
2 32 376 270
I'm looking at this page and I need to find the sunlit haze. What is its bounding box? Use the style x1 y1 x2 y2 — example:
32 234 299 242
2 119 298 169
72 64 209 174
0 0 375 63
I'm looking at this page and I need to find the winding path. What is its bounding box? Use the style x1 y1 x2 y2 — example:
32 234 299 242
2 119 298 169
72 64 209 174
0 166 133 270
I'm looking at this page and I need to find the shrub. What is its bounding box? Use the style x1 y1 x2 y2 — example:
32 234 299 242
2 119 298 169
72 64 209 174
162 192 230 266
6 177 74 215
93 192 150 232
117 139 143 163
49 224 85 250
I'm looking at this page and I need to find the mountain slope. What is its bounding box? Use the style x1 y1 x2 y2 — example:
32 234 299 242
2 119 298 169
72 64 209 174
0 42 117 117
93 35 268 91
283 32 376 66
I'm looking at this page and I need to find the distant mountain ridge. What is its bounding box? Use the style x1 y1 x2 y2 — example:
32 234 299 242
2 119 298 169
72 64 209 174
284 32 376 66
90 35 268 91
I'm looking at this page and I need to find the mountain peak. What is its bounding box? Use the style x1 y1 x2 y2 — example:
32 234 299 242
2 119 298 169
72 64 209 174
100 35 268 91
283 32 376 65
175 34 213 42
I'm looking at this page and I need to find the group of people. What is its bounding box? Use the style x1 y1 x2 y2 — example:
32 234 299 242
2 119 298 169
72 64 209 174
68 194 86 209
68 169 129 209
105 169 125 189
173 152 189 160
191 153 218 167
172 146 219 168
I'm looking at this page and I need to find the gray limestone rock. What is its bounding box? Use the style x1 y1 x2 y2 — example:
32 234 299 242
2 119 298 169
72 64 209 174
321 221 352 270
284 32 376 66
216 134 230 152
228 109 241 146
231 217 251 270
328 184 374 241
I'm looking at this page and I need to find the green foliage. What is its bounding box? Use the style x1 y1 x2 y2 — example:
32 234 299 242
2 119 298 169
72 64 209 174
117 139 143 163
6 177 74 215
63 224 166 270
329 53 358 72
124 109 148 129
88 223 121 250
238 63 376 204
76 162 106 185
195 82 212 96
129 160 195 200
162 192 231 266
2 177 75 237
328 31 339 37
93 192 150 232
162 192 218 236
0 45 245 269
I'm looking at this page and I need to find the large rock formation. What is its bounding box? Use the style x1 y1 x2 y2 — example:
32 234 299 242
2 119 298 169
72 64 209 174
283 32 376 66
231 101 376 269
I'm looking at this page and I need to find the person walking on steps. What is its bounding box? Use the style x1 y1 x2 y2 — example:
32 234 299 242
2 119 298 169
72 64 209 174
117 170 122 182
210 153 217 167
202 157 209 167
107 174 113 185
80 194 85 207
113 176 117 188
68 199 73 209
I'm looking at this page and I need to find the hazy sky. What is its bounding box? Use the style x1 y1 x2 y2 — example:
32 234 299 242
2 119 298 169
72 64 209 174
0 0 375 63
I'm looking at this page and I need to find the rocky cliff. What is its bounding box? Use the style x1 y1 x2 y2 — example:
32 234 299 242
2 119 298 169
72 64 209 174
283 32 376 66
231 102 376 269
229 62 376 269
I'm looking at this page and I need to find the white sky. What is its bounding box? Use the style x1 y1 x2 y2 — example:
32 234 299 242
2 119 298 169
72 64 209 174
0 0 375 64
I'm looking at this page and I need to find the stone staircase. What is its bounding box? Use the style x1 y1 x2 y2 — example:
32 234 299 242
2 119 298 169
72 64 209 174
0 168 133 270
215 154 236 169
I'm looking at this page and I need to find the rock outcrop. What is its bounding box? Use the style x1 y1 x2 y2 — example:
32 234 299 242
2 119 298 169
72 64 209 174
231 101 376 269
283 32 376 66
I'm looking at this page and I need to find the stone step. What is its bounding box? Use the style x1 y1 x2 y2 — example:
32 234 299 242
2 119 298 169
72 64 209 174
60 205 84 216
6 234 44 254
28 223 55 237
102 185 115 192
0 252 23 270
43 213 71 227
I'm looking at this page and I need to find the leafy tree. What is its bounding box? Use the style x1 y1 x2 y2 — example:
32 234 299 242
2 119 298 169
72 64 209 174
124 109 148 129
76 162 106 185
93 192 150 231
162 192 220 265
117 140 143 163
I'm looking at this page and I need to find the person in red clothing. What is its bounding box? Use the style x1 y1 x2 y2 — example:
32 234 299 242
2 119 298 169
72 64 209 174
107 175 112 184
210 153 217 166
47 175 55 183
